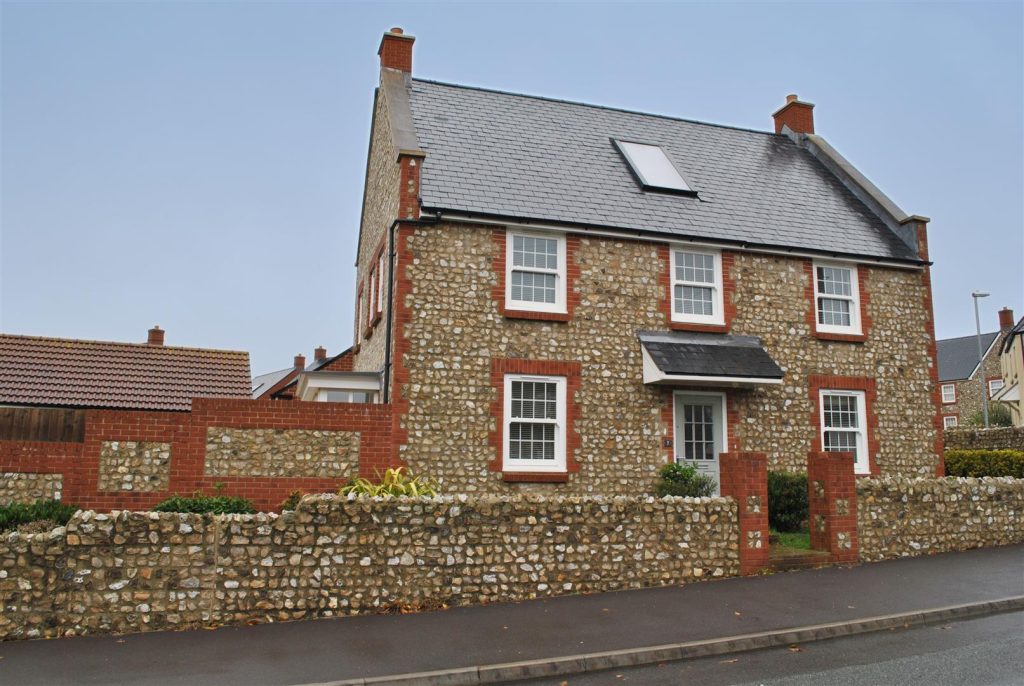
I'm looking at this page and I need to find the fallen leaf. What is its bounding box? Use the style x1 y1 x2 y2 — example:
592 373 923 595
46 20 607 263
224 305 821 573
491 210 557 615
719 658 739 664
788 644 803 652
734 611 742 617
115 639 125 644
939 625 952 630
602 608 610 612
847 605 856 609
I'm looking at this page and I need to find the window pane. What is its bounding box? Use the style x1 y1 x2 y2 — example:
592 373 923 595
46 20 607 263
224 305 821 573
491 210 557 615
509 422 556 461
675 252 715 284
818 297 852 327
511 381 557 420
823 394 859 429
817 266 852 297
675 285 714 316
511 270 556 304
824 430 857 455
513 235 558 270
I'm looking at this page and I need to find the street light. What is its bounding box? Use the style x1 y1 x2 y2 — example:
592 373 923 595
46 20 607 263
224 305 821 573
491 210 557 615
972 291 991 428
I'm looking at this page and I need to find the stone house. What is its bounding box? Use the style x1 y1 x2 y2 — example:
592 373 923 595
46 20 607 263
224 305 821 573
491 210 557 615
936 308 1015 429
992 314 1024 426
329 27 946 495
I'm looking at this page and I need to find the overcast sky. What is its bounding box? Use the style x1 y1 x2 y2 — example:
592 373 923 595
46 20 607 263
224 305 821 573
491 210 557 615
2 1 1021 375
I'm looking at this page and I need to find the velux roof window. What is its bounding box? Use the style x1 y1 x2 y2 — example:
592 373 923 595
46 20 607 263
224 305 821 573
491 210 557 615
614 140 693 194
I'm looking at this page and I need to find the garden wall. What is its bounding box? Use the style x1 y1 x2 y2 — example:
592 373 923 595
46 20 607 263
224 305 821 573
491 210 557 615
0 494 738 640
0 399 394 512
944 426 1024 452
857 476 1024 561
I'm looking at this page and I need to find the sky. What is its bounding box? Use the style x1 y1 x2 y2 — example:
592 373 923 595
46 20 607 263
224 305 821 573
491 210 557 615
2 1 1022 376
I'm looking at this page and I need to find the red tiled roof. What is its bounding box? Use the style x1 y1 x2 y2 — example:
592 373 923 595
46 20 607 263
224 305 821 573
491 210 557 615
0 334 252 411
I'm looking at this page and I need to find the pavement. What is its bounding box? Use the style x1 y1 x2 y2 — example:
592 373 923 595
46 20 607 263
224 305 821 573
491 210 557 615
0 545 1021 686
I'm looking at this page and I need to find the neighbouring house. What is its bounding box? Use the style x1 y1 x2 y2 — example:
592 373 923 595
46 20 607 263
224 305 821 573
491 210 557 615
338 27 944 495
993 315 1024 426
936 308 1016 429
251 346 363 401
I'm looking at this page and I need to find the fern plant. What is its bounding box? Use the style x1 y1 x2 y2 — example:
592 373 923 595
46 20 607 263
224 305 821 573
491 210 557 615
340 467 438 497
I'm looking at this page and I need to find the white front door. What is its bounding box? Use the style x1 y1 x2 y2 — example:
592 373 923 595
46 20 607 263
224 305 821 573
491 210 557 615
673 392 726 495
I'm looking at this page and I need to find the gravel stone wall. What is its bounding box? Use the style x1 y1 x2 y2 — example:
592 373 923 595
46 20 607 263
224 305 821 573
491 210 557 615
857 476 1024 561
204 428 359 478
944 427 1024 452
97 441 171 492
0 494 738 640
0 473 63 504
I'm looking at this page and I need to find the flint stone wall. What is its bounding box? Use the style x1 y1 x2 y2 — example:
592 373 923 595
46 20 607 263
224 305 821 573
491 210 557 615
0 473 63 504
204 428 359 478
856 476 1024 561
944 427 1024 452
0 493 738 640
97 441 171 492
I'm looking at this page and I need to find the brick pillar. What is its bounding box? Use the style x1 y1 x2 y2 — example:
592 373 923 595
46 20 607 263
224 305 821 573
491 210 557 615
719 452 769 575
807 451 859 563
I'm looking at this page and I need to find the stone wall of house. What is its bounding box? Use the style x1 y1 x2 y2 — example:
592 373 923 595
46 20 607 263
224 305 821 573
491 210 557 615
352 84 400 374
856 476 1024 561
204 428 359 478
394 223 940 494
0 472 63 504
944 426 1024 452
0 494 738 640
939 330 1009 427
97 441 171 492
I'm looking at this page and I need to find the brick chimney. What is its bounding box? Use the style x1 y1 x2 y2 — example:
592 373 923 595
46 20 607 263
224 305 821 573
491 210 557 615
999 307 1015 330
294 354 306 370
314 346 327 362
773 94 815 134
147 326 165 346
379 27 414 73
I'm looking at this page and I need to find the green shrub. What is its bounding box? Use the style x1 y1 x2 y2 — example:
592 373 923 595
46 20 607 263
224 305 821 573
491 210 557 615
963 402 1014 428
945 450 1024 478
654 463 717 498
152 492 255 514
340 467 439 497
767 471 808 533
0 500 79 532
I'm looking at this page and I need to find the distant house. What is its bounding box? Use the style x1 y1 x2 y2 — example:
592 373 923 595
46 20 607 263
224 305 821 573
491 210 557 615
936 308 1015 429
250 346 375 402
993 315 1024 426
0 327 251 440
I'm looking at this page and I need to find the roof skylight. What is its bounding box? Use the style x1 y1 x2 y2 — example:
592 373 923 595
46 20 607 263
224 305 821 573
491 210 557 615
614 140 692 193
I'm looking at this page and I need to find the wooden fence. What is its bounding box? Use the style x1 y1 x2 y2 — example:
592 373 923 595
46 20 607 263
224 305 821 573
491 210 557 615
0 407 85 442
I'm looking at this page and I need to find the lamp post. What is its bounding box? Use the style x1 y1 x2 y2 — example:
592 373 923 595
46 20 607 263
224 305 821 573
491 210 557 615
972 290 991 428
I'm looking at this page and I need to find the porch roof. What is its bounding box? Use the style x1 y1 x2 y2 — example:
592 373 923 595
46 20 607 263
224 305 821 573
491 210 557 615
638 331 784 387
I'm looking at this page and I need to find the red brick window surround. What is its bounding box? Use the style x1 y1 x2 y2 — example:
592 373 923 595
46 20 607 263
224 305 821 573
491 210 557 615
808 375 880 476
805 261 870 343
353 282 364 352
492 229 580 322
658 245 735 333
488 359 581 482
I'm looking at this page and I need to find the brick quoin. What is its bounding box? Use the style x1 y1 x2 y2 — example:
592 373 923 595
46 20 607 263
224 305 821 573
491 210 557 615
718 451 769 575
488 358 582 483
807 450 859 563
0 399 394 512
803 261 871 343
658 245 737 333
807 374 881 476
491 229 582 322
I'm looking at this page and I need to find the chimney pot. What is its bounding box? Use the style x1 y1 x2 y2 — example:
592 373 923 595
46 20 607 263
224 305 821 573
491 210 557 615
378 27 415 73
314 346 327 362
773 94 815 135
999 307 1015 330
294 354 306 370
147 326 165 346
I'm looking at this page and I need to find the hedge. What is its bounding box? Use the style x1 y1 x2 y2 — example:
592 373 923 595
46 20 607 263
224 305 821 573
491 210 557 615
0 500 79 532
767 471 808 532
944 450 1024 479
151 493 255 515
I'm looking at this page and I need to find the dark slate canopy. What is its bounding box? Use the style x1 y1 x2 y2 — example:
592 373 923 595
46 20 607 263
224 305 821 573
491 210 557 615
639 331 784 383
407 79 921 263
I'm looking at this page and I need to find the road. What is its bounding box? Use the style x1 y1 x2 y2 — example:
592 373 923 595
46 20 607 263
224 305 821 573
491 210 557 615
519 611 1024 686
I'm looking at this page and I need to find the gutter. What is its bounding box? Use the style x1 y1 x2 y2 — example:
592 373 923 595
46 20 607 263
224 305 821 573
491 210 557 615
381 220 398 403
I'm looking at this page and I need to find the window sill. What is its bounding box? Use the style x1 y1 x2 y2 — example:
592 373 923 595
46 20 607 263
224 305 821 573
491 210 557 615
813 331 866 343
502 471 569 483
669 321 728 334
503 309 571 322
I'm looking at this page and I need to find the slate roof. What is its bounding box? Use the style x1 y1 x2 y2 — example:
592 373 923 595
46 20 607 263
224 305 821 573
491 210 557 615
639 331 784 380
407 79 921 263
936 331 1000 382
251 367 295 399
0 334 251 411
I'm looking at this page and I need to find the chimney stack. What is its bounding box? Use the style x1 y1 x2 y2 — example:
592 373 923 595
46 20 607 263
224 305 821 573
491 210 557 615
314 346 327 362
147 326 165 346
378 27 414 73
999 307 1015 330
294 354 306 370
773 94 815 134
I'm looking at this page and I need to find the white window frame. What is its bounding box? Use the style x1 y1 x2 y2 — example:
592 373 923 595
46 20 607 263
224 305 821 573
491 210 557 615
812 261 862 336
502 374 567 473
376 251 386 314
505 231 567 314
941 383 957 404
988 379 1004 398
819 389 870 475
670 247 724 326
943 415 959 429
368 268 377 321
